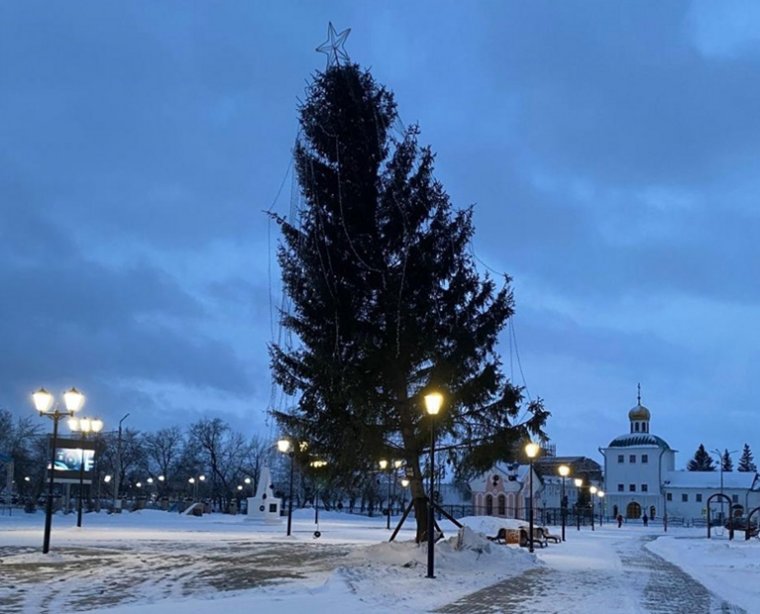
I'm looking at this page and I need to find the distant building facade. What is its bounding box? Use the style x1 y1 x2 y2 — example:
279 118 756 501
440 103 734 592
601 395 760 521
468 455 603 520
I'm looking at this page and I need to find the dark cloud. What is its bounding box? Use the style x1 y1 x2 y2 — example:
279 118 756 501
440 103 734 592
2 1 760 459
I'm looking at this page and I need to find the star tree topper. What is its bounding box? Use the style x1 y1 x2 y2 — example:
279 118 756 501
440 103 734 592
316 22 351 68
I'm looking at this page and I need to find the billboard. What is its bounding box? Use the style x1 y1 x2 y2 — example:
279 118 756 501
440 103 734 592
47 437 98 483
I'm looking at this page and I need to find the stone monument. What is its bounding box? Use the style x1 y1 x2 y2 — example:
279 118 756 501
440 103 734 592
246 466 282 523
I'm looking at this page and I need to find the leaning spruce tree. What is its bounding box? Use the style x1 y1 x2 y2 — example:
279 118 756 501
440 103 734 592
270 63 548 540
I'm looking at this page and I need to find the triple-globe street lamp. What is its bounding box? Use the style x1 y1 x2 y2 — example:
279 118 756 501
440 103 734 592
68 416 104 528
32 387 85 554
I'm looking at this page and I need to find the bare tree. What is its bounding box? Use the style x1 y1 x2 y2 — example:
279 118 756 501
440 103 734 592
242 433 270 495
143 427 185 493
188 418 248 510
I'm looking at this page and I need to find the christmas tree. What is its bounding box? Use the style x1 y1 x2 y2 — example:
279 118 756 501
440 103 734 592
270 30 548 540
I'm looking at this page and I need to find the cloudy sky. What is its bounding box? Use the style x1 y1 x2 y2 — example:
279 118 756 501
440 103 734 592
2 1 760 468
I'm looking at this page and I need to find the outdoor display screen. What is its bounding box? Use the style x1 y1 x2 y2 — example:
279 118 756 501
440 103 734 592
52 447 95 472
47 436 98 482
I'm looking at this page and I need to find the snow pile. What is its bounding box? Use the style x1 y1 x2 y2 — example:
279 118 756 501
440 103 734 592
457 514 530 534
327 521 537 610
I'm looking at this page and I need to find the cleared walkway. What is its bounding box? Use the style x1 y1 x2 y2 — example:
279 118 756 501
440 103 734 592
437 533 744 614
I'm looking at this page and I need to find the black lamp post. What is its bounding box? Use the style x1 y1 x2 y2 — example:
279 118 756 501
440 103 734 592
188 474 206 502
113 412 130 512
401 477 410 510
525 442 540 553
589 486 597 531
558 464 570 541
574 478 583 530
33 387 85 554
379 459 392 530
424 392 443 579
68 416 104 528
278 438 295 536
309 459 327 524
598 491 605 526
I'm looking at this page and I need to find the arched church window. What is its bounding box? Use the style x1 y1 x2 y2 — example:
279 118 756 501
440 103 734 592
498 494 506 516
485 494 493 516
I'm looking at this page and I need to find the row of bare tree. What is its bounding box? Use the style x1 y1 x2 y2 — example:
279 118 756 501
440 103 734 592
0 409 411 514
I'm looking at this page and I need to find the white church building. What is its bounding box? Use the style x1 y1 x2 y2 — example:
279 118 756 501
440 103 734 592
600 395 760 522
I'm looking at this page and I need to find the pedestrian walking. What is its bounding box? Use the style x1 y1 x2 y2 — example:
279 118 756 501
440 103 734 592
617 514 623 528
642 513 649 527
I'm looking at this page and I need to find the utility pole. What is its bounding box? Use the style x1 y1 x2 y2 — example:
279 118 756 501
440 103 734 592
113 413 130 511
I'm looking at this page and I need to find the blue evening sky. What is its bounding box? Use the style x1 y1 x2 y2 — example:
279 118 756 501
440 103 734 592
3 1 760 467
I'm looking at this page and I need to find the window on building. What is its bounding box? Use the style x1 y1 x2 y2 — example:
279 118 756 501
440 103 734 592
618 484 624 492
642 454 648 464
618 454 624 463
682 494 688 502
629 455 636 463
641 484 648 492
629 484 636 492
634 422 640 432
667 493 672 501
732 494 739 503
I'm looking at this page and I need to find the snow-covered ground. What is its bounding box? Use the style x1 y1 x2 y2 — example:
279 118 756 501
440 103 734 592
1 508 757 612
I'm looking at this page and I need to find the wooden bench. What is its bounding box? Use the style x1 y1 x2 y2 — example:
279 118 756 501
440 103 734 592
541 527 562 543
487 528 508 544
517 526 547 548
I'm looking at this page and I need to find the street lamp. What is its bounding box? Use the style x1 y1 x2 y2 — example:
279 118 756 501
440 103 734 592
598 490 605 526
574 478 583 530
525 442 540 553
558 464 570 541
379 459 392 530
309 459 327 524
712 448 738 524
589 486 597 531
424 391 443 579
188 474 206 501
392 459 403 516
113 412 130 512
400 477 410 510
278 438 295 536
32 387 84 554
68 416 104 528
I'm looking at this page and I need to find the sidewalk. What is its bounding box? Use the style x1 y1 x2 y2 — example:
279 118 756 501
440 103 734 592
436 533 743 613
